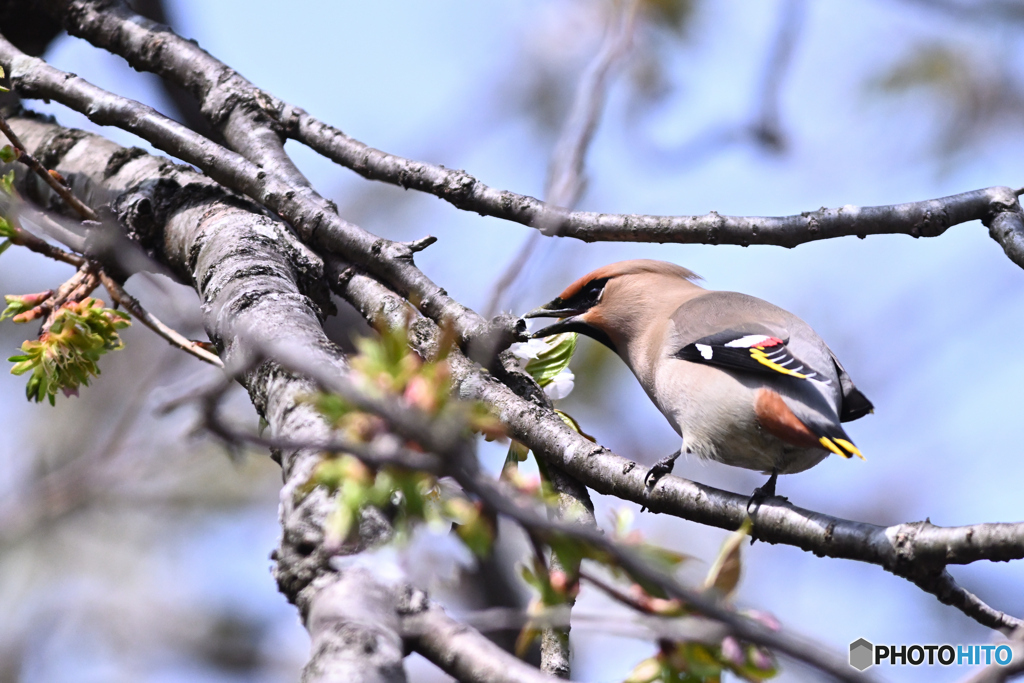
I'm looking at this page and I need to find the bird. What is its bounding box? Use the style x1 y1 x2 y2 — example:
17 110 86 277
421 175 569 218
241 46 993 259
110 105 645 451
522 259 872 502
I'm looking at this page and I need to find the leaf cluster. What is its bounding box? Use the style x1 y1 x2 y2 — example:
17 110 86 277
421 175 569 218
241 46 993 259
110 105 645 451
305 326 500 553
7 298 130 404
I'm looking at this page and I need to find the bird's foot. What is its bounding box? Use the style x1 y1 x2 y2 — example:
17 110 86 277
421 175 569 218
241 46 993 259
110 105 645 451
746 469 782 516
640 449 682 512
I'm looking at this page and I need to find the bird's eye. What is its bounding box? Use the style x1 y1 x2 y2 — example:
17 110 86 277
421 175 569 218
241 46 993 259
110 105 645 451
584 278 609 301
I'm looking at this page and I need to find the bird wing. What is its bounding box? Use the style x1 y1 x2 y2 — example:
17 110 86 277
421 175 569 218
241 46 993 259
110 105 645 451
668 289 836 386
673 330 834 385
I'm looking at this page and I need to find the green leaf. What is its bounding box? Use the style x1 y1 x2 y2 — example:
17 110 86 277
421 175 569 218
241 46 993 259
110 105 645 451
0 240 10 257
503 440 529 472
0 217 15 238
554 409 595 441
0 171 15 196
0 145 17 163
524 332 576 387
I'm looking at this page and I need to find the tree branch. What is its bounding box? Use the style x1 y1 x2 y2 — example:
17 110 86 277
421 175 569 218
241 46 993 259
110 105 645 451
205 320 871 683
401 602 562 683
0 109 98 220
0 26 490 351
12 0 1024 666
97 270 223 367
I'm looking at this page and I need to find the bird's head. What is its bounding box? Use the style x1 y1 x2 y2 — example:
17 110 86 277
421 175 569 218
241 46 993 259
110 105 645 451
523 259 702 353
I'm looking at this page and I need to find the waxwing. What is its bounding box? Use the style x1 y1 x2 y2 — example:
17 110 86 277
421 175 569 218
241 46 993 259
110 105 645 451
524 259 873 498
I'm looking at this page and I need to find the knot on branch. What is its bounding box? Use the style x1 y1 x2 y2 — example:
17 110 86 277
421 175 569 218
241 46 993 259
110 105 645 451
913 207 950 238
440 169 477 205
982 187 1022 223
887 519 941 575
396 586 430 616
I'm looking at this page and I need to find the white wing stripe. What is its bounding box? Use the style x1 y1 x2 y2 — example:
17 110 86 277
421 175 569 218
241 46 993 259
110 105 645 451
724 334 772 348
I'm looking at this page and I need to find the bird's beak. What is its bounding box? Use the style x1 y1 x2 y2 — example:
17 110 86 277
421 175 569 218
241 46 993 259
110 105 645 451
522 299 587 338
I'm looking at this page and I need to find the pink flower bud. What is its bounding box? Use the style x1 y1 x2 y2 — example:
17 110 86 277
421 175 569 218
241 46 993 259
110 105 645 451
721 636 744 667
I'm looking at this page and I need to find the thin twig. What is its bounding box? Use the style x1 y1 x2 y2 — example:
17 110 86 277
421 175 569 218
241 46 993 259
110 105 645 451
0 111 98 221
98 271 224 368
750 0 806 149
2 220 85 267
40 263 101 332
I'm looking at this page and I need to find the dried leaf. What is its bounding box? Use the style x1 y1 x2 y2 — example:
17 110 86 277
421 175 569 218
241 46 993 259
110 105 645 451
704 518 752 597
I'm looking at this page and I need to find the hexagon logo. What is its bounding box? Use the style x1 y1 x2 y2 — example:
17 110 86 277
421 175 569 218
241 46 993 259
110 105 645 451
849 638 874 671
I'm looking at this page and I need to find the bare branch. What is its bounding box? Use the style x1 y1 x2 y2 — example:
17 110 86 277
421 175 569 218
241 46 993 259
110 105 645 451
0 109 98 220
403 603 562 683
2 113 405 683
0 30 488 350
46 1 1024 287
98 270 224 368
0 202 86 266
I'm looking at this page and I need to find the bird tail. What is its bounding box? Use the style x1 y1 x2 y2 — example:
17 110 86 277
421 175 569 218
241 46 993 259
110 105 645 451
774 390 866 460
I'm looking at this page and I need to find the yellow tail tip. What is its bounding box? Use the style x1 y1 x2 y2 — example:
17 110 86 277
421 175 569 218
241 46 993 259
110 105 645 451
833 437 866 461
819 436 848 458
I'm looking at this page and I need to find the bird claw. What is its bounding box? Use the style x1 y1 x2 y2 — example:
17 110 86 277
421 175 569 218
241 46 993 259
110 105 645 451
640 449 682 513
643 461 671 490
745 469 784 517
643 449 681 490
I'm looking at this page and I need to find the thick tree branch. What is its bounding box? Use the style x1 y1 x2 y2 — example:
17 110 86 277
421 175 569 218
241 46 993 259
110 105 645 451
4 113 408 683
6 112 583 683
406 602 564 683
